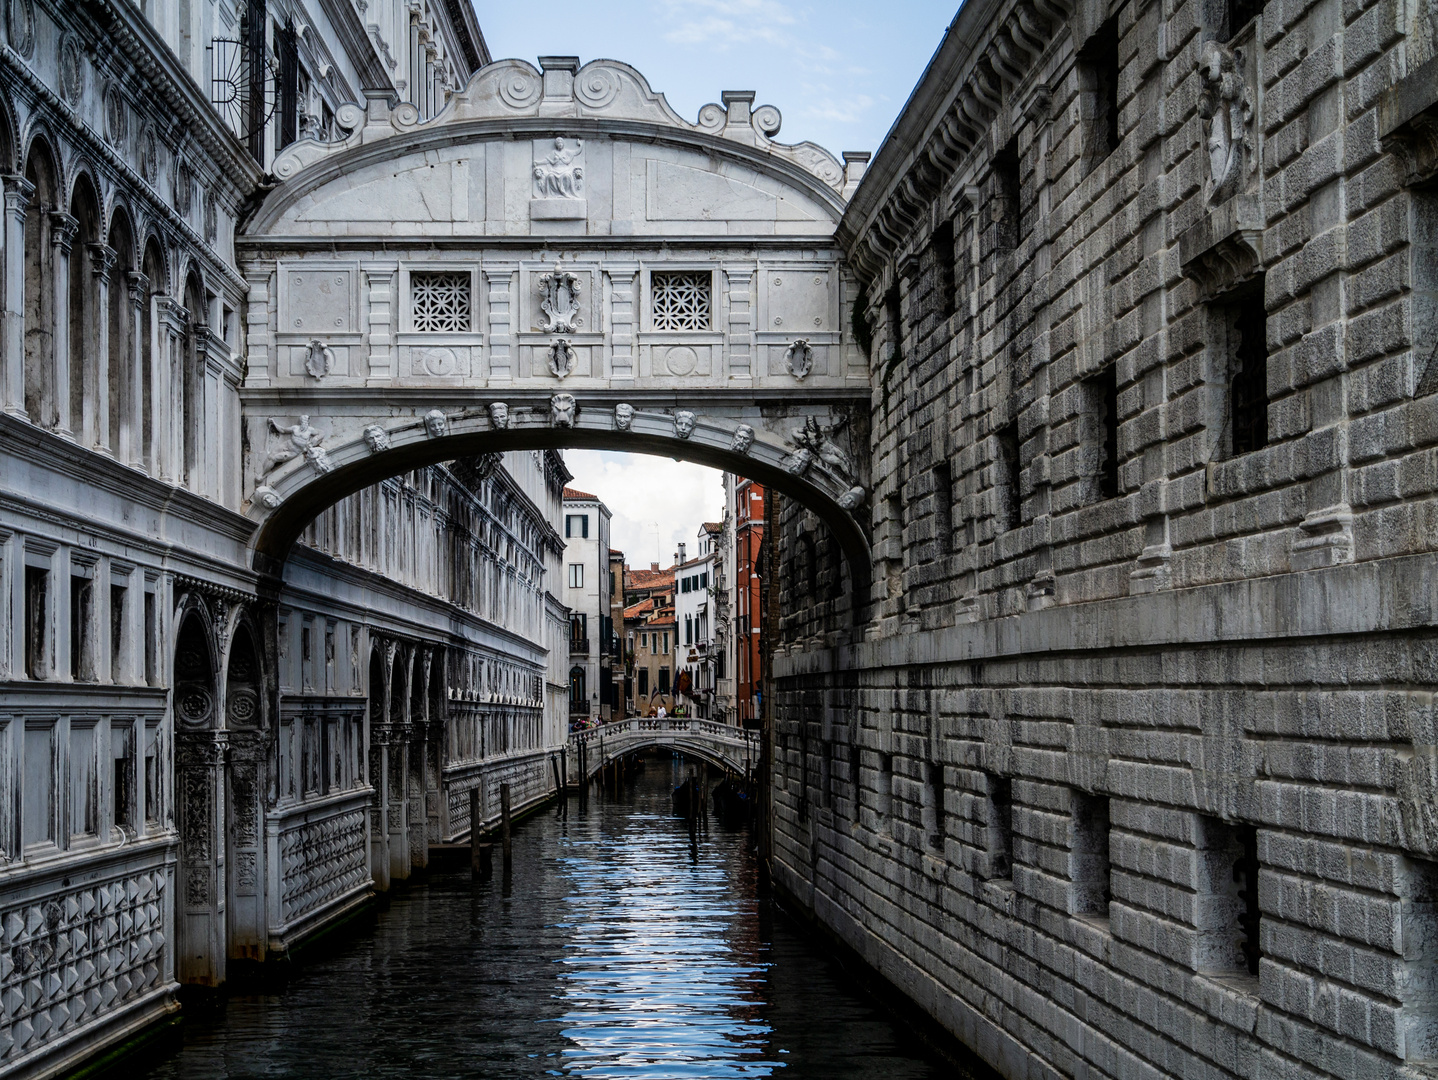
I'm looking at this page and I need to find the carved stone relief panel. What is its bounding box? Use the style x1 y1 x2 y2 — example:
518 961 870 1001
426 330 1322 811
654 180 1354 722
400 344 474 380
278 262 360 345
531 137 586 220
525 265 595 334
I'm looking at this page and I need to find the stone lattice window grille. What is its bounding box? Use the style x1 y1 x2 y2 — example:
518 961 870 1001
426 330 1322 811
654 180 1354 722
651 271 711 330
411 271 472 332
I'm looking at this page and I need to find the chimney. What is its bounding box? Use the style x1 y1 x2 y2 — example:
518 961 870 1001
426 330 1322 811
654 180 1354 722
677 542 687 564
651 562 659 572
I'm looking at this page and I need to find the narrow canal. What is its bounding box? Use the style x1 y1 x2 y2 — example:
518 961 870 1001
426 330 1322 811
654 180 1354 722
130 756 968 1079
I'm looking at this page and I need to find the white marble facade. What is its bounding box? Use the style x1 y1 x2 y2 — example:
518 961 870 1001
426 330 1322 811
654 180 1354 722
0 4 562 1079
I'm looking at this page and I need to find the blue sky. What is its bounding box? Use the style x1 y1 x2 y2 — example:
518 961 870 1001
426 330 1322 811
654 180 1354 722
482 1 958 562
475 0 957 172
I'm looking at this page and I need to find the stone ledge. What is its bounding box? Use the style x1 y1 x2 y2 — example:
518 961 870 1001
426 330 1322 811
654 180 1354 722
1378 54 1438 187
774 550 1438 679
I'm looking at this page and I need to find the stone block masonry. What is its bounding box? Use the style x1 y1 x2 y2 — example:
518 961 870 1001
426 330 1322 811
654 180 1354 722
774 0 1438 1075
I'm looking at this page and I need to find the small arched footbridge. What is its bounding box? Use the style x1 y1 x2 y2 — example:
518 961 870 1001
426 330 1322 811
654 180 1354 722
568 718 759 781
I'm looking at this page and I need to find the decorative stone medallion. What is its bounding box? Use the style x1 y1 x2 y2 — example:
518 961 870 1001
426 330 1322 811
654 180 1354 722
7 0 34 57
58 33 83 105
103 82 127 147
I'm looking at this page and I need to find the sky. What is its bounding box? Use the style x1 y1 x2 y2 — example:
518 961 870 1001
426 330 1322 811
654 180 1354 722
565 450 727 567
480 2 957 567
475 1 957 159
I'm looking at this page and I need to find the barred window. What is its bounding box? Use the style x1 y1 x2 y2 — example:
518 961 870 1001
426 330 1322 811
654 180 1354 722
411 271 471 332
651 272 711 330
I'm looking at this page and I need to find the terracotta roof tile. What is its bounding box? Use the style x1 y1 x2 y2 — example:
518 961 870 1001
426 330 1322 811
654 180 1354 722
563 487 597 500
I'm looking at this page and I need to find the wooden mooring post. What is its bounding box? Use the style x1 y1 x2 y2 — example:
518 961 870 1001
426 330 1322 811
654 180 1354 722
469 788 492 880
500 782 512 866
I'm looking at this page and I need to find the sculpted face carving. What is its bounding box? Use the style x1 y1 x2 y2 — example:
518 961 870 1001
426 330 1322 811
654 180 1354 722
253 485 281 509
363 424 390 452
614 403 634 430
550 393 577 428
423 409 448 438
731 424 754 454
303 445 333 473
489 402 510 430
837 485 866 510
673 410 696 439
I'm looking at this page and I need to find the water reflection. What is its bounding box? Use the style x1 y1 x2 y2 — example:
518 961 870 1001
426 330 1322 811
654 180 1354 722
131 756 948 1079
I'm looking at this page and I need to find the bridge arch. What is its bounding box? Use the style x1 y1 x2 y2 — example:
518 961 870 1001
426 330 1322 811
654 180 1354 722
237 55 874 591
571 719 759 783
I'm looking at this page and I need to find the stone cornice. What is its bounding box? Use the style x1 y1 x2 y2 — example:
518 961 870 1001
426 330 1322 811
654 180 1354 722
237 234 843 254
81 0 264 197
315 0 395 95
836 0 1073 283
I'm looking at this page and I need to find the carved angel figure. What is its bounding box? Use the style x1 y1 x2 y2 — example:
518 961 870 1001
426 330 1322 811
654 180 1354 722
790 415 853 481
266 415 322 472
1197 39 1253 204
533 137 584 198
423 409 448 438
548 338 577 379
550 393 577 428
363 424 390 453
489 402 510 430
731 424 754 454
614 403 635 430
673 410 697 439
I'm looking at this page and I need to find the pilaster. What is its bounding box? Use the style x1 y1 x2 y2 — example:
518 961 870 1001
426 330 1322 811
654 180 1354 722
48 211 78 437
2 174 34 418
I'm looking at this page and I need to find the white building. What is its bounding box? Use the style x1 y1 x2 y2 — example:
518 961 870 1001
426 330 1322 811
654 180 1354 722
561 487 613 724
674 524 722 720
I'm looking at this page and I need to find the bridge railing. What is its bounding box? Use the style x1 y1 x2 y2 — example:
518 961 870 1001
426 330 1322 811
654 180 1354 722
567 717 758 760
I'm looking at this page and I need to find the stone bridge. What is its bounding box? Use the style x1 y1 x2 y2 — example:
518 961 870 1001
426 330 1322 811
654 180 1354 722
235 56 874 583
568 718 760 782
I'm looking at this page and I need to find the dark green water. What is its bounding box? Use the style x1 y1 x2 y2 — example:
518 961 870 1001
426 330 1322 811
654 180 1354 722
131 757 954 1079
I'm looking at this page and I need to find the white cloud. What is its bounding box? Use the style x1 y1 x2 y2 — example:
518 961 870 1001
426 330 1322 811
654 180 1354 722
563 450 726 569
658 0 800 47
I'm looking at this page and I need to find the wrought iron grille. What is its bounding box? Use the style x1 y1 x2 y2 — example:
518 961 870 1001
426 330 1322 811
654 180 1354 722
651 272 711 331
207 36 278 148
411 272 472 332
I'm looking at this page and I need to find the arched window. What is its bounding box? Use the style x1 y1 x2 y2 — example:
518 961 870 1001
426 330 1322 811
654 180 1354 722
569 666 586 708
22 139 57 427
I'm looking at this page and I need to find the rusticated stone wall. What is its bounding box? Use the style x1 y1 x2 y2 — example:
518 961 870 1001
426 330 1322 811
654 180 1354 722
771 0 1438 1074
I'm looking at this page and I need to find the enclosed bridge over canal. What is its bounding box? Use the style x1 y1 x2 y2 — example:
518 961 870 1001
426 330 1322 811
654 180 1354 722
2 0 1438 1077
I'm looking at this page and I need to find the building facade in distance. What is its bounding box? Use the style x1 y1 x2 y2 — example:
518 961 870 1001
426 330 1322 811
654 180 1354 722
726 476 765 725
560 488 612 725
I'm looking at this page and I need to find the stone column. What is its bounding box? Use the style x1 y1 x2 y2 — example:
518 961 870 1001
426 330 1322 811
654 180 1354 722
85 242 116 453
176 728 228 987
191 323 210 495
242 267 271 386
154 297 187 483
124 272 148 469
362 264 397 383
48 211 77 436
607 267 637 379
368 720 391 891
1 174 34 418
723 267 754 379
388 726 409 882
484 266 516 382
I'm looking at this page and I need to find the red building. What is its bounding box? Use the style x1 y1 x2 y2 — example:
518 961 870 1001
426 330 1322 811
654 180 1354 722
733 478 765 723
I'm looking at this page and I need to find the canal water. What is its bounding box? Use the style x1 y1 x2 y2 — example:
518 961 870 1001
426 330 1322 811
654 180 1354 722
132 756 963 1079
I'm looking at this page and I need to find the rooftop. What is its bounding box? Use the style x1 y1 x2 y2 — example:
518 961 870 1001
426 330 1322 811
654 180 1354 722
563 487 598 501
